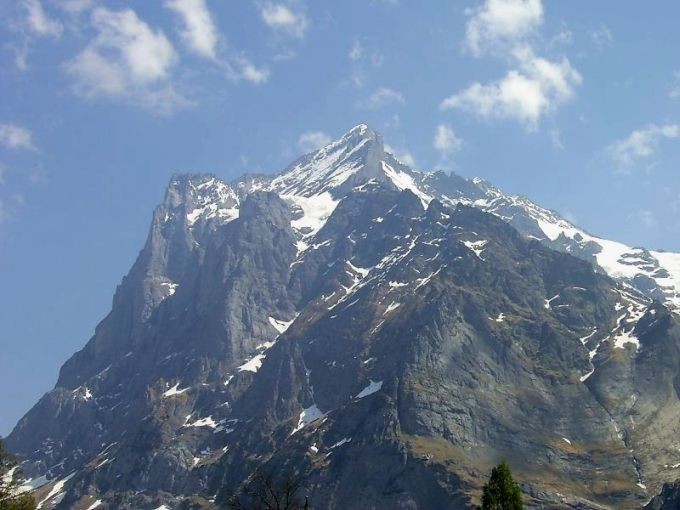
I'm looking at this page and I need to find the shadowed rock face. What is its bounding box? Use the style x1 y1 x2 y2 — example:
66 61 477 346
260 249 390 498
646 481 680 509
7 126 680 509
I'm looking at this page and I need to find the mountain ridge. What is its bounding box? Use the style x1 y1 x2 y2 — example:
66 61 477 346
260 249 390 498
6 125 680 509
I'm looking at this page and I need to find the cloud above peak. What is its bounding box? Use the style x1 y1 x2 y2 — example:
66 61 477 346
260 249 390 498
0 124 37 152
358 87 405 110
465 0 543 56
260 3 309 38
23 0 63 38
165 0 219 60
66 7 185 113
433 124 463 157
441 46 581 128
444 0 580 130
608 124 680 170
297 131 331 153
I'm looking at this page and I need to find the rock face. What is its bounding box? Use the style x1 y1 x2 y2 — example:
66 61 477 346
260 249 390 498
7 125 680 509
646 481 680 509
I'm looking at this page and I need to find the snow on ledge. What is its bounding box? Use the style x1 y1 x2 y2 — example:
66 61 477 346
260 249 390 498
269 316 295 334
355 380 383 399
163 383 189 398
237 354 266 373
291 404 324 435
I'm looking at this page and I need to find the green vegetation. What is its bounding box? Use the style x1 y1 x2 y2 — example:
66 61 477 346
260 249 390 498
0 440 35 510
481 461 523 510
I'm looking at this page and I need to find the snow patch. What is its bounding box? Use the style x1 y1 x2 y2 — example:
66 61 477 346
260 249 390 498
381 161 432 208
36 472 75 509
185 416 218 429
463 240 488 259
544 294 560 309
237 354 266 373
291 405 324 434
384 302 401 314
287 192 339 239
268 316 295 334
163 383 189 398
355 380 383 399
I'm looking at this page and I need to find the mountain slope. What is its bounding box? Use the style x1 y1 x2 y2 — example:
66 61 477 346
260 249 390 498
7 125 680 509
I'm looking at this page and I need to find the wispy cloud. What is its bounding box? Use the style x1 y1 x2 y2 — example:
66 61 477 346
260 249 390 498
260 3 309 38
66 7 189 114
549 129 564 150
55 0 93 14
348 40 363 62
346 39 383 89
0 124 37 151
297 131 331 153
165 0 268 84
631 209 657 229
165 0 219 60
22 0 63 38
671 71 680 101
358 87 405 110
385 144 416 168
608 124 680 170
433 124 463 157
441 45 581 129
465 0 543 56
234 58 270 84
444 1 581 129
591 25 613 49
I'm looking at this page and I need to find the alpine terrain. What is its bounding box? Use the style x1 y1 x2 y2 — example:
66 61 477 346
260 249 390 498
7 125 680 509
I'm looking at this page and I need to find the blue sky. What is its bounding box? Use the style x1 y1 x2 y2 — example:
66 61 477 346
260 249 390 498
1 0 680 435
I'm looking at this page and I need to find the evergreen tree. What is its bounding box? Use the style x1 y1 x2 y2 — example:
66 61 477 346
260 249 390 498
0 440 36 510
481 461 523 510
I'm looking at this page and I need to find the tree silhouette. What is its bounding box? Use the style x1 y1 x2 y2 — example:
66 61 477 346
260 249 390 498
481 461 523 510
0 440 36 510
227 469 309 510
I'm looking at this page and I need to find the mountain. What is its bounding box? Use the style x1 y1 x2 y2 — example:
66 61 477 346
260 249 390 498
6 125 680 509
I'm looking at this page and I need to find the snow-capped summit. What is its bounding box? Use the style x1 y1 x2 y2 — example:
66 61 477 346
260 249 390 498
270 123 385 197
10 124 680 510
157 127 680 310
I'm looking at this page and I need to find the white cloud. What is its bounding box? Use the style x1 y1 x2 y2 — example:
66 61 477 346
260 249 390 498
631 209 657 229
235 58 270 84
165 0 219 60
549 129 564 150
433 124 463 156
66 7 188 113
260 3 308 38
359 87 405 110
608 124 680 169
56 0 93 14
441 46 581 128
297 131 331 153
0 124 36 151
348 40 363 62
671 71 680 101
164 0 268 84
23 0 63 38
465 0 543 56
385 144 416 168
591 25 613 49
550 29 572 47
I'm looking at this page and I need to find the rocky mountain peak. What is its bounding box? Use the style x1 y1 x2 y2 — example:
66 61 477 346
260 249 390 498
8 124 680 510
